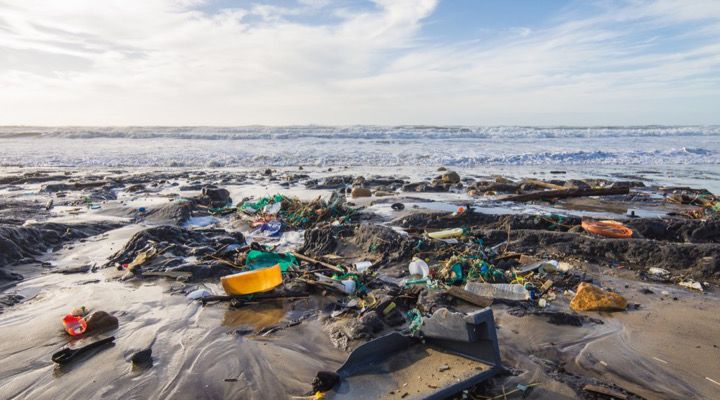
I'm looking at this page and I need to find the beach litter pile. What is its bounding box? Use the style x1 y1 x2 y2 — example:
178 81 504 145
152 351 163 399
1 168 719 399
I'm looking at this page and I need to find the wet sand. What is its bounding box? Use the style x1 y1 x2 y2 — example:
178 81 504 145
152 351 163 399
0 166 718 399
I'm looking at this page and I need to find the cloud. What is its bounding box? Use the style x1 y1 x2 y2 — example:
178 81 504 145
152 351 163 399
0 0 718 125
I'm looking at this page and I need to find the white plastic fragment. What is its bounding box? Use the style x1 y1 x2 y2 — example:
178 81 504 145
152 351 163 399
408 257 430 278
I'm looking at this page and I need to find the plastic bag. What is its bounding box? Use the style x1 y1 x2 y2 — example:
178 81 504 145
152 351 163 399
246 249 298 272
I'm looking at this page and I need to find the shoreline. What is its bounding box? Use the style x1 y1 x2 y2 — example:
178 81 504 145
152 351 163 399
0 166 718 399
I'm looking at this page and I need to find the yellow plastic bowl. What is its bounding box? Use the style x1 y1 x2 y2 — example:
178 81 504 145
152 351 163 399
221 264 283 295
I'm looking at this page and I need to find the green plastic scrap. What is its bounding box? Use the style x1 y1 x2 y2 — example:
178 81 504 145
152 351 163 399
245 250 298 272
447 263 463 285
209 206 236 215
240 194 285 212
406 308 423 335
404 277 428 287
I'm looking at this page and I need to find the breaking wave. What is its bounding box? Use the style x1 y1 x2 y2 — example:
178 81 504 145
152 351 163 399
0 125 719 140
1 126 718 167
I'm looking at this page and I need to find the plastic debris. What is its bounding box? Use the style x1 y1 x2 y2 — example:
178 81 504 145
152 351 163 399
186 289 212 300
464 282 531 301
408 257 430 278
428 228 464 239
354 261 373 273
679 280 704 291
581 219 633 238
221 264 283 295
63 314 88 336
246 249 298 272
249 219 283 237
647 267 671 281
240 194 285 214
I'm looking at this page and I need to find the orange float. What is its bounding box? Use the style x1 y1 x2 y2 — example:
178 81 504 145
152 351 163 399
581 219 633 239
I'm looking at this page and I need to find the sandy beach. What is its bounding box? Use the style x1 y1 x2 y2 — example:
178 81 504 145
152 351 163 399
0 166 718 400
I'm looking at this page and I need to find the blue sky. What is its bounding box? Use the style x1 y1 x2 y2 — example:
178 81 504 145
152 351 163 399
0 0 719 125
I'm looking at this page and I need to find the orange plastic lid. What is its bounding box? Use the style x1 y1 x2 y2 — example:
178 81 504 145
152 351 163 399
581 220 633 239
63 314 88 336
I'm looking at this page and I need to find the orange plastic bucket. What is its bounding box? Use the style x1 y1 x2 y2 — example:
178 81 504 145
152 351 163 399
581 220 633 239
63 314 88 336
221 264 283 295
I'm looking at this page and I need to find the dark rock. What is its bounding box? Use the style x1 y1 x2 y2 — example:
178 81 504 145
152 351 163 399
201 186 231 207
627 218 720 244
0 269 24 281
480 228 720 280
313 371 340 393
441 171 460 184
130 347 152 365
143 202 192 225
178 184 204 191
125 184 146 192
85 311 119 334
417 289 450 314
305 175 353 189
0 222 122 268
56 264 93 274
40 181 107 192
402 182 449 193
350 187 371 198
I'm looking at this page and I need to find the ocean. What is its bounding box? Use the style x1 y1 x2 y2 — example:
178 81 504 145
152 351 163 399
1 125 718 170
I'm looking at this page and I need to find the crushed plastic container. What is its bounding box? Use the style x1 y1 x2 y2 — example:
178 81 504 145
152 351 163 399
63 314 88 336
464 282 531 301
221 264 283 295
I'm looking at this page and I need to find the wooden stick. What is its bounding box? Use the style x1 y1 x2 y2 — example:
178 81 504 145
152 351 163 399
291 251 345 273
501 186 629 203
446 286 493 307
201 294 309 304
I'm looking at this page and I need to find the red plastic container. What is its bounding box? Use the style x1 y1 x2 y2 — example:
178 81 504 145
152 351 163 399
63 314 87 336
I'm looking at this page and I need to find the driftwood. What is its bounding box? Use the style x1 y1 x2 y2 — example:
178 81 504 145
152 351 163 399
201 293 308 304
522 178 567 190
502 186 629 203
142 271 192 279
291 251 345 273
446 286 493 307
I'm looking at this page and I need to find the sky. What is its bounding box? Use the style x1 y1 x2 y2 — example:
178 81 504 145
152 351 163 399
0 0 719 126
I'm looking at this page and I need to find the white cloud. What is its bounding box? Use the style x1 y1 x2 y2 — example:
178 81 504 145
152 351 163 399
0 0 718 125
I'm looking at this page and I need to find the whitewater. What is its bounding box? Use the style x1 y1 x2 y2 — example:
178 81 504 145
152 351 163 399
1 126 718 168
